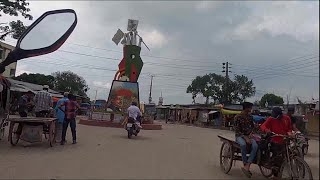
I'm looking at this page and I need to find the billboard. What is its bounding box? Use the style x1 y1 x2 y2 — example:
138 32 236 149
106 80 140 113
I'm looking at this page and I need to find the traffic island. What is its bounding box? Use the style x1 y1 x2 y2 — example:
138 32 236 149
79 118 162 130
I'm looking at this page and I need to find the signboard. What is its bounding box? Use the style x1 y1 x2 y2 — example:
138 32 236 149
112 29 124 45
127 19 139 31
106 80 140 113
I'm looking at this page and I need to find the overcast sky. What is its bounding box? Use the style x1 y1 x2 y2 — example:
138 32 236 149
3 1 319 104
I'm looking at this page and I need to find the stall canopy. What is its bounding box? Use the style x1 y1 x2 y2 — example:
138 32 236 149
8 79 63 98
208 110 219 114
221 108 241 115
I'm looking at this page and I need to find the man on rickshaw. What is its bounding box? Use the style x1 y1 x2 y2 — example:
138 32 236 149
234 102 258 178
260 107 293 180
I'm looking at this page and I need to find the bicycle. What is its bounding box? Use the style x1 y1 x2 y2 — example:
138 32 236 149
270 133 313 180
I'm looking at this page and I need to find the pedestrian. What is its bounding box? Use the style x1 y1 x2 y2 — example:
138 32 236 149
54 92 69 142
18 91 33 117
33 85 53 117
59 94 80 145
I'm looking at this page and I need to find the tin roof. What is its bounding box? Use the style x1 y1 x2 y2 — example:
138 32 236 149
8 79 63 97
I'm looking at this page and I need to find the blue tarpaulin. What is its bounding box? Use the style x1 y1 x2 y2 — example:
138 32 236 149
252 115 266 123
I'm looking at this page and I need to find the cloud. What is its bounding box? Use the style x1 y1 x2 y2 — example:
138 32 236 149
15 64 33 76
231 1 319 42
195 1 221 12
92 81 111 89
3 1 317 104
140 29 167 49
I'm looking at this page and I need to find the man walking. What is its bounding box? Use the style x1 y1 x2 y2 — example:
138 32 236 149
59 94 80 145
33 85 53 117
54 92 69 142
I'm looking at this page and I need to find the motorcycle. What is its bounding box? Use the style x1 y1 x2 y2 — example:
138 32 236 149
126 116 142 139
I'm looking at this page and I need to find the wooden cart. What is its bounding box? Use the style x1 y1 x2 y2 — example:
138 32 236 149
7 117 56 147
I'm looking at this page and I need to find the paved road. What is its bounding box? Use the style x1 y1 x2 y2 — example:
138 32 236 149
0 121 319 179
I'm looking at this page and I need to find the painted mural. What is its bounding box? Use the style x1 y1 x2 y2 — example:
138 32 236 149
107 80 140 113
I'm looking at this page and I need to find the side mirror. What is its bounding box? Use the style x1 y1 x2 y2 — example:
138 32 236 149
0 9 77 73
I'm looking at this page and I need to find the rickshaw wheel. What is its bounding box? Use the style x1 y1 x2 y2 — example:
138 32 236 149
10 123 20 146
49 122 55 147
256 149 273 178
220 142 233 174
259 166 273 178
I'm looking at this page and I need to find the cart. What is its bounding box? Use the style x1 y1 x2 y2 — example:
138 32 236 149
218 135 273 178
8 117 56 147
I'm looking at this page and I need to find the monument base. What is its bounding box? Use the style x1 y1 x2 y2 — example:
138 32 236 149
79 118 162 130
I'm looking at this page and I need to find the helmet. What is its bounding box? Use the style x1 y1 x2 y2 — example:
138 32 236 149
131 101 138 106
271 107 283 119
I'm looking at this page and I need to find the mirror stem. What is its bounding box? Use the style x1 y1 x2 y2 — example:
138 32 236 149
0 50 19 74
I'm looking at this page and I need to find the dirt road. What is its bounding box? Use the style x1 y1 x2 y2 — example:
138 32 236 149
0 121 318 179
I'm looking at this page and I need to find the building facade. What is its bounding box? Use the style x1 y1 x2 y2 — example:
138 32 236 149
0 41 17 78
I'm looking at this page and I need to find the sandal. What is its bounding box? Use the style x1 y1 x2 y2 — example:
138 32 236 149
241 167 252 178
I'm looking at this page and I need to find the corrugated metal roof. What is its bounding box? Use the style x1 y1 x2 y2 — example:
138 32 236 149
8 78 63 97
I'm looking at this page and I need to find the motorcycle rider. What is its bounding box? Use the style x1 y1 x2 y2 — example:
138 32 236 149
127 101 142 129
260 107 293 180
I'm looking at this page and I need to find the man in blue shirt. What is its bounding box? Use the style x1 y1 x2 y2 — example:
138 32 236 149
54 92 69 142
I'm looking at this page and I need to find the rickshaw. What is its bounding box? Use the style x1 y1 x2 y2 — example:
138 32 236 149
0 9 78 147
218 131 313 179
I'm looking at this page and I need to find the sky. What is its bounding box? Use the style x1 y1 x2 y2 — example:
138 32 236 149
2 1 319 105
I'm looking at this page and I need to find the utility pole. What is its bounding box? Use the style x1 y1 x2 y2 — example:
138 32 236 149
222 62 232 104
90 89 98 120
148 75 154 104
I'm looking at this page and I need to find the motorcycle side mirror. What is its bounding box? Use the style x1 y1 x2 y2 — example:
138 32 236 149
0 9 77 73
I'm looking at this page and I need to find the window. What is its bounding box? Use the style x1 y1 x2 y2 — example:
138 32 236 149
10 69 15 76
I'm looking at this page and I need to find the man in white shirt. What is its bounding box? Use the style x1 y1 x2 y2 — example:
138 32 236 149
127 101 142 128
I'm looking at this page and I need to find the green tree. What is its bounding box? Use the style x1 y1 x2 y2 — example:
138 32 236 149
207 73 225 104
13 73 54 88
187 75 211 104
233 75 256 103
0 0 32 40
52 71 89 97
260 93 284 107
187 73 255 104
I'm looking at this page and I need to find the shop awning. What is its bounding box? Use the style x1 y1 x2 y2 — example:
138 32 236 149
221 108 241 115
208 110 219 114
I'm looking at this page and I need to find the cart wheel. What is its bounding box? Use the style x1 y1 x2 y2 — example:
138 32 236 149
49 122 56 147
220 142 233 174
10 123 20 146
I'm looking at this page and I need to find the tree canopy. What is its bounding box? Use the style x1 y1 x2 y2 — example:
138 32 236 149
187 73 255 104
260 93 284 107
52 71 89 97
0 0 32 40
13 73 54 88
14 71 89 97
